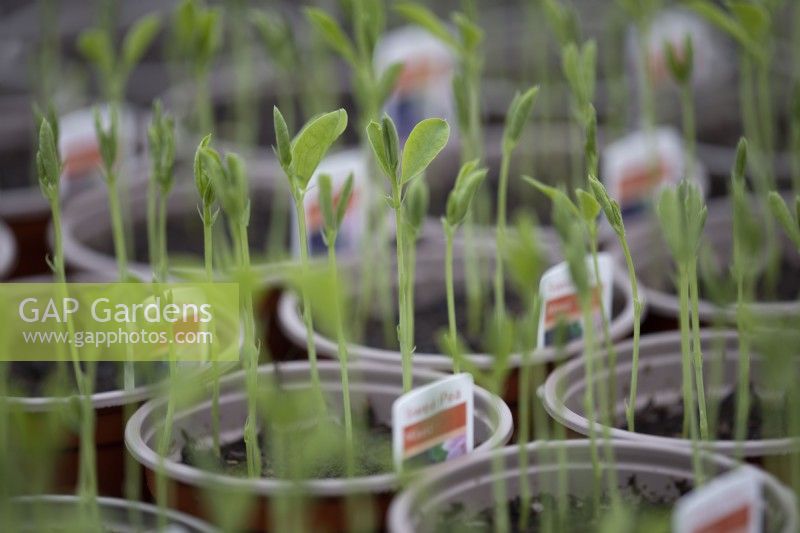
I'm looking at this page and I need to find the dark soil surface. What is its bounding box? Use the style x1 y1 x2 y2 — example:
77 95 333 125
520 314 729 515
358 286 625 354
433 474 691 532
182 406 393 479
623 386 793 441
7 361 168 397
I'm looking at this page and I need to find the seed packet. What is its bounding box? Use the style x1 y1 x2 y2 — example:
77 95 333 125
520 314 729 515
375 26 455 140
291 149 368 257
537 253 613 349
672 466 762 533
392 373 474 472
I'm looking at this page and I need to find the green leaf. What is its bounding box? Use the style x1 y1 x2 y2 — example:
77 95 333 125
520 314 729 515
382 115 400 174
405 178 429 236
305 8 358 67
395 3 460 50
193 134 214 205
588 175 624 234
452 12 483 51
77 28 114 77
733 137 748 184
688 1 764 61
93 106 118 171
122 13 161 72
36 118 60 196
768 192 800 249
503 86 539 151
665 34 694 85
452 73 470 131
522 175 581 219
367 120 392 179
318 173 336 234
400 118 450 184
446 161 487 227
377 62 404 108
273 106 292 171
728 1 769 40
336 173 354 227
576 188 601 223
290 109 348 188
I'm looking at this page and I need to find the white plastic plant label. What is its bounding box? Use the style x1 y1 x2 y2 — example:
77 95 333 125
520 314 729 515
291 149 368 257
602 127 699 215
391 373 474 472
537 253 614 349
58 104 138 198
626 8 733 91
375 25 455 140
672 466 763 533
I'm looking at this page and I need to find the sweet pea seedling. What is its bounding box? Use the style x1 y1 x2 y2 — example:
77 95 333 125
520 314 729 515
665 34 697 179
367 115 450 392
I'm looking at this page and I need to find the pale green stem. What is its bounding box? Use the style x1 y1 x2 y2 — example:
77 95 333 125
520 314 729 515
391 181 413 392
679 81 696 181
202 204 221 456
444 222 458 372
580 295 602 512
678 266 704 482
734 272 752 458
618 235 642 433
494 148 511 323
688 262 709 441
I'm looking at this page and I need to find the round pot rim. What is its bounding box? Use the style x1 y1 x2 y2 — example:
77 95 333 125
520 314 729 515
387 438 798 533
541 329 800 456
0 183 50 219
0 217 17 278
12 494 217 532
612 195 800 322
277 257 637 371
125 359 513 497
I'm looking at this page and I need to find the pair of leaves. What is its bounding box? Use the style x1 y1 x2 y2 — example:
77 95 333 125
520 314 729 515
252 10 296 70
768 192 800 251
665 34 694 85
503 86 539 153
405 179 429 237
524 177 601 228
541 0 580 47
36 118 61 199
201 146 249 224
172 0 222 71
655 180 708 265
729 139 764 273
78 13 161 97
503 214 547 298
445 159 488 227
147 101 176 194
93 106 118 173
367 115 450 193
318 173 354 240
395 3 483 55
588 175 624 236
274 107 349 193
562 40 597 110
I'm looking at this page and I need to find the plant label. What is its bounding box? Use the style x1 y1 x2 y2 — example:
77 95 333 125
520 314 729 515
375 26 456 141
392 373 474 472
672 466 763 533
537 253 613 349
291 149 368 257
58 105 139 198
602 127 706 215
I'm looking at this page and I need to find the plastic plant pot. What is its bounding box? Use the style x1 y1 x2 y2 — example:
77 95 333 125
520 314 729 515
8 494 216 532
0 217 18 279
387 439 797 533
542 330 800 479
277 242 637 416
124 360 513 532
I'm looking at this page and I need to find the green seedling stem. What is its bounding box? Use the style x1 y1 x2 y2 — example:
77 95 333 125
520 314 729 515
38 117 100 522
665 34 696 179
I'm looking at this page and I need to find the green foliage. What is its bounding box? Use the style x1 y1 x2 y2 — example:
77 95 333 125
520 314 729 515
93 107 118 173
318 173 355 240
400 118 450 185
665 34 694 85
367 115 400 180
289 109 348 190
405 178 429 237
655 180 708 265
688 0 767 63
36 118 61 201
201 148 248 225
540 0 580 46
588 176 624 236
562 40 596 111
194 134 215 207
445 160 488 227
252 10 296 70
395 3 461 51
147 101 176 195
78 13 161 101
172 0 222 73
730 139 764 275
768 192 800 250
503 86 539 153
503 214 547 297
305 8 358 67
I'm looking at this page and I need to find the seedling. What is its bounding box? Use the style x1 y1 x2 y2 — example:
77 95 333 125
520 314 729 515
655 180 709 477
769 192 800 252
617 0 663 128
317 172 355 464
588 176 642 432
146 102 176 283
367 115 450 392
273 106 348 399
665 34 697 179
170 0 222 134
78 12 161 104
441 160 488 372
37 117 99 520
561 40 597 178
201 145 261 477
252 10 300 131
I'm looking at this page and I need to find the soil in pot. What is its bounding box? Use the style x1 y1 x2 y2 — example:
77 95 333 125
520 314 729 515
624 384 794 442
433 478 693 533
182 403 393 480
7 361 169 397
